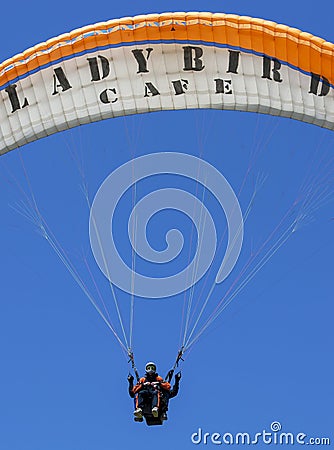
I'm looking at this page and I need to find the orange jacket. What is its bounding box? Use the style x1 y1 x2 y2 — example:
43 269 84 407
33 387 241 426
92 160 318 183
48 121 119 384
132 375 171 395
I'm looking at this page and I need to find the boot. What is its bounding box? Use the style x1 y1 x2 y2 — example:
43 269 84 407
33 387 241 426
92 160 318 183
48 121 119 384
134 408 143 418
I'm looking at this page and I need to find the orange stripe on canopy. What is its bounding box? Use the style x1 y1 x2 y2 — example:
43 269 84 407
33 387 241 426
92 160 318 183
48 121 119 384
0 12 333 88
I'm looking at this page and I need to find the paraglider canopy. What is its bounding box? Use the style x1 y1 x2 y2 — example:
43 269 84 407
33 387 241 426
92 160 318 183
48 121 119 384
1 11 334 155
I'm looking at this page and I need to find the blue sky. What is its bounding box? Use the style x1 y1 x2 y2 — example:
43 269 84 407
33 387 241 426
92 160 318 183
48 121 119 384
0 1 333 450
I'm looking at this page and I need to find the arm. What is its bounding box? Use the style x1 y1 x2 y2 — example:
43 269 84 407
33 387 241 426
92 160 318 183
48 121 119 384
127 374 135 398
160 381 171 391
132 377 146 394
156 375 171 391
169 372 181 399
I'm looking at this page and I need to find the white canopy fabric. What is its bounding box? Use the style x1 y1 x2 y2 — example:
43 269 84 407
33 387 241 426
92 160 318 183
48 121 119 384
1 12 333 154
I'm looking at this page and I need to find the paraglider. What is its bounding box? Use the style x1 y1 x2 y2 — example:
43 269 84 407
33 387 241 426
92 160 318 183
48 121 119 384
0 11 333 427
128 361 181 425
127 350 183 425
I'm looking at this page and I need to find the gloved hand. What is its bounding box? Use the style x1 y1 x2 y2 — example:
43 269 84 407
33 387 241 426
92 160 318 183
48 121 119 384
144 382 151 386
175 371 182 382
127 374 134 383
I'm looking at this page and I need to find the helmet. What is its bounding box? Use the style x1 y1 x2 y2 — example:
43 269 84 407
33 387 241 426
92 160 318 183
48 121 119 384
145 362 157 374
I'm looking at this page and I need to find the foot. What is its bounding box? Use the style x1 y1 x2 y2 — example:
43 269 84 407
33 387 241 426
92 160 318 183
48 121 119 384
134 408 143 418
161 412 168 421
152 407 159 418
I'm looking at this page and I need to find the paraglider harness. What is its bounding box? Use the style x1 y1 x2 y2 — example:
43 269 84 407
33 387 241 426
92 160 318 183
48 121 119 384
127 348 183 426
